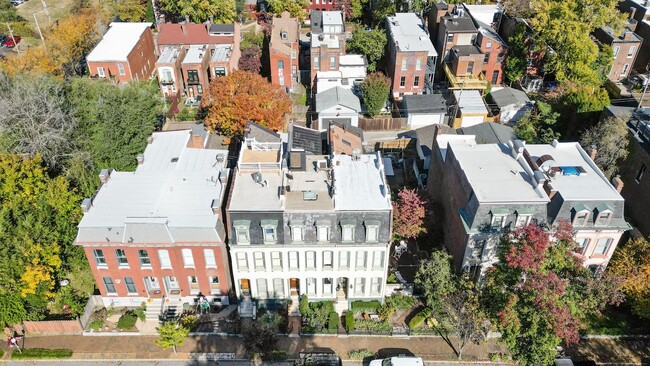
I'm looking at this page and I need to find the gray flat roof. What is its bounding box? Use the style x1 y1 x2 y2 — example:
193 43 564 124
77 130 229 243
158 46 181 64
490 87 530 108
454 90 488 115
316 86 361 113
211 44 233 62
404 94 447 114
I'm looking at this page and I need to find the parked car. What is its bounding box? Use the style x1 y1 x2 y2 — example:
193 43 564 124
5 36 21 48
10 0 24 6
0 35 8 46
370 357 424 366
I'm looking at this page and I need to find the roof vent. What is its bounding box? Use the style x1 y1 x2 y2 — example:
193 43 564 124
303 191 318 201
171 157 179 163
352 148 361 160
137 154 145 165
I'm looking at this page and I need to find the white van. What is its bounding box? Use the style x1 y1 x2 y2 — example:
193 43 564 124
369 357 424 366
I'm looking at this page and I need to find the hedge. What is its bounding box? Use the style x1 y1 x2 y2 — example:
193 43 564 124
328 312 339 331
350 301 381 313
345 311 355 332
348 348 374 360
117 310 138 329
408 309 428 329
11 348 73 359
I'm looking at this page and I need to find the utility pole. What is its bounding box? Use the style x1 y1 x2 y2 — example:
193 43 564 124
41 0 51 23
4 23 20 54
33 13 47 51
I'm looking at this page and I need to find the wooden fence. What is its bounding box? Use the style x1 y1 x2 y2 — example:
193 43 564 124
23 320 82 335
359 116 406 131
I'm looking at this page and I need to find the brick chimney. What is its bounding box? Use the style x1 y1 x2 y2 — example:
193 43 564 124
612 175 624 193
188 125 206 148
99 169 111 184
587 144 597 161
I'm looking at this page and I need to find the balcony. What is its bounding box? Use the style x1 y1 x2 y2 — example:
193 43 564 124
160 79 174 86
444 63 488 90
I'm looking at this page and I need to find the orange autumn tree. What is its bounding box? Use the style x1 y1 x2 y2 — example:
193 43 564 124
201 70 292 136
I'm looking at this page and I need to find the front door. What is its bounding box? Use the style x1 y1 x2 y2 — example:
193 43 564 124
289 278 299 296
164 276 181 297
144 276 162 298
337 278 348 299
240 279 250 297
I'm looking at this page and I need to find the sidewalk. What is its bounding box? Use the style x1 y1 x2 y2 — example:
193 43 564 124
0 334 503 361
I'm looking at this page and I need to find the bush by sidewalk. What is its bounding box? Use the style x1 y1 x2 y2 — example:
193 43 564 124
11 348 73 359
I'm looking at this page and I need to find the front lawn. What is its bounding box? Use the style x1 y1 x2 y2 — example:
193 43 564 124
11 348 73 359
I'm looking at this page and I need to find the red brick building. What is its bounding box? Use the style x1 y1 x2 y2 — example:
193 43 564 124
593 25 642 82
75 129 232 308
87 22 156 83
270 12 300 91
309 0 336 12
386 13 437 99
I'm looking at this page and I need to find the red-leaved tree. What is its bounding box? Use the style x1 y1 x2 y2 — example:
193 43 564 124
393 188 427 239
484 221 624 366
238 46 262 74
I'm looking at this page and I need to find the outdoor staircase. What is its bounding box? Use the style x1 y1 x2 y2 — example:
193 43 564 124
145 298 163 322
334 299 349 314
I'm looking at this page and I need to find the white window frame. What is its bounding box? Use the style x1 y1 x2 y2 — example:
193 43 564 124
97 67 105 77
209 276 221 294
486 41 492 48
262 224 277 244
401 58 407 71
118 63 126 76
515 214 532 227
372 250 383 269
314 55 319 66
628 46 636 58
288 251 299 270
339 251 350 269
271 251 282 271
103 277 116 294
236 252 248 271
291 224 304 242
621 63 629 76
188 276 200 295
317 225 329 242
342 225 355 242
355 251 367 270
273 278 285 297
323 250 333 270
235 226 250 244
124 277 137 294
306 251 316 270
204 249 217 268
595 210 613 226
354 277 365 295
613 46 620 56
306 278 317 295
329 56 336 70
594 237 613 255
93 249 107 267
138 250 151 268
575 238 590 254
491 214 506 230
370 277 381 295
158 250 171 269
253 251 266 271
182 248 195 268
365 223 379 242
573 210 590 226
256 278 268 298
322 278 333 296
415 58 421 70
115 249 129 267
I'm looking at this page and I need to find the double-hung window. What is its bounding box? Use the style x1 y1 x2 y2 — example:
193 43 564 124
158 250 171 269
401 59 407 71
372 250 383 269
515 214 531 227
261 220 278 244
256 278 268 298
182 249 194 268
233 220 250 244
341 219 356 242
271 251 282 271
322 278 333 296
138 250 151 267
323 251 333 270
370 277 381 295
306 278 316 295
253 252 265 271
188 276 200 294
594 238 613 255
125 277 137 294
115 249 128 267
290 221 304 242
339 251 350 269
354 278 365 295
317 221 329 242
365 220 380 242
305 251 316 270
103 277 116 294
575 238 589 254
209 276 221 294
288 251 299 270
236 253 248 271
93 249 107 267
355 251 367 270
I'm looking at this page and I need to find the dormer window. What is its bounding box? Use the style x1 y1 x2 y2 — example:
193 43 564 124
490 209 508 231
515 214 532 227
290 221 304 242
261 219 278 243
234 220 251 244
364 220 380 242
595 204 614 226
572 204 591 226
341 219 356 242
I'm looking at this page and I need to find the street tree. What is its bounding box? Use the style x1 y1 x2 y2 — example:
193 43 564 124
155 322 190 354
238 46 262 74
158 0 236 23
243 322 279 359
46 8 101 76
370 0 395 26
608 238 650 320
360 72 390 117
415 251 456 314
201 70 292 136
579 116 629 179
347 28 387 72
267 0 310 20
335 0 362 20
484 222 624 366
393 187 427 239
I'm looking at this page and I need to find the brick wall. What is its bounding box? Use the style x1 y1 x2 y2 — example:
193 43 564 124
391 51 428 99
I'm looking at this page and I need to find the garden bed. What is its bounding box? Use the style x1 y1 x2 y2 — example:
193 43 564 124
299 296 339 334
85 303 146 332
11 348 73 359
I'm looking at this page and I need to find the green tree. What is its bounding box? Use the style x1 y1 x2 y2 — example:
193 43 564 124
0 154 83 324
336 0 362 20
346 28 387 72
514 101 561 144
243 322 279 359
579 116 629 179
415 251 456 314
503 24 527 84
268 0 309 20
240 31 265 50
158 0 236 23
608 238 650 320
0 294 27 328
370 0 395 26
561 83 610 134
155 322 190 354
484 222 624 366
360 72 390 117
109 0 147 21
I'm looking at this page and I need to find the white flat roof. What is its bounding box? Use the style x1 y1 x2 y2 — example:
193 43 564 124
229 170 284 212
322 11 343 25
387 13 437 57
87 22 151 62
448 139 549 203
333 153 392 211
524 142 624 201
183 45 208 64
463 4 501 25
454 90 488 115
339 54 366 66
79 131 229 232
311 33 341 48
